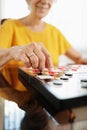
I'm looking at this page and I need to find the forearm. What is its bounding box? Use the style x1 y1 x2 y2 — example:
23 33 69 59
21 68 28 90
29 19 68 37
0 48 12 67
76 57 87 64
65 48 87 65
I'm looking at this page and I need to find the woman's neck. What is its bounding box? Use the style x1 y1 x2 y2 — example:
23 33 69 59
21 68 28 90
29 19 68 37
18 15 46 32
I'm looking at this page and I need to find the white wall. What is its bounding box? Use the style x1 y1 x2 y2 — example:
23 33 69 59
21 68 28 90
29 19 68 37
0 0 87 56
0 0 29 18
44 0 87 54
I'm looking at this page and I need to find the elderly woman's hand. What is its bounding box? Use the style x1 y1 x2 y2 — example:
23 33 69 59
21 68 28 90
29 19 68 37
10 42 53 71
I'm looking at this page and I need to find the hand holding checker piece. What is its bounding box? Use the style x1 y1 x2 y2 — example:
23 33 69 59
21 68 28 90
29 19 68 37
22 67 64 79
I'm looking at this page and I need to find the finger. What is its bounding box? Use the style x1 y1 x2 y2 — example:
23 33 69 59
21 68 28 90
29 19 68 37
41 46 53 70
27 53 39 68
33 48 46 71
20 43 36 67
24 43 37 54
20 54 31 67
45 56 53 70
28 42 46 70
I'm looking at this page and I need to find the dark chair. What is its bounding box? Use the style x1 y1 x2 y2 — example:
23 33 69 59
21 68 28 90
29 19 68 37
1 19 8 24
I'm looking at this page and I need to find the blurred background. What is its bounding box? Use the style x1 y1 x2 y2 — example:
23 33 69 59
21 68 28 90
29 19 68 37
0 0 87 64
0 0 87 53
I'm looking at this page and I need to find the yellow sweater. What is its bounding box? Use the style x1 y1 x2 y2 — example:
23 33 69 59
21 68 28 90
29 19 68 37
0 19 72 90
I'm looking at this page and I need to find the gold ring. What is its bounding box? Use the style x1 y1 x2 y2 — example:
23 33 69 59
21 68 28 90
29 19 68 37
28 52 34 58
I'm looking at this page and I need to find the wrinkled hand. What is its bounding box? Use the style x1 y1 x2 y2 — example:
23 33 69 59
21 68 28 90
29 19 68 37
10 43 53 71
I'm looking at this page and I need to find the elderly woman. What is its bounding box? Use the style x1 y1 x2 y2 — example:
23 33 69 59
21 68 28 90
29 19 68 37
0 0 87 129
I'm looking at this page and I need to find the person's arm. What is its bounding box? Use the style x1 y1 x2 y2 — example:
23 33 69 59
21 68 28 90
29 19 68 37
65 48 87 64
0 43 53 70
0 48 12 67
